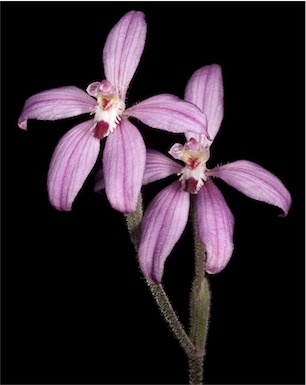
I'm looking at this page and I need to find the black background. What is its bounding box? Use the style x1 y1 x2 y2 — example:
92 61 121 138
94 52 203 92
1 2 305 384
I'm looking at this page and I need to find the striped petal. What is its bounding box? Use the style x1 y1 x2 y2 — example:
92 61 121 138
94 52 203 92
125 94 208 136
103 118 146 213
143 150 181 185
185 64 224 146
209 160 291 217
103 11 146 100
138 181 190 284
47 119 100 211
18 86 97 130
196 179 235 274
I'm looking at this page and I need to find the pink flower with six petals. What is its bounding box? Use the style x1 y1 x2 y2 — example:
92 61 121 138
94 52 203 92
138 64 292 283
18 11 208 213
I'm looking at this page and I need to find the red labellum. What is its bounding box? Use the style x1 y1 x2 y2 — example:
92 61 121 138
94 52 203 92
185 177 198 194
93 121 109 139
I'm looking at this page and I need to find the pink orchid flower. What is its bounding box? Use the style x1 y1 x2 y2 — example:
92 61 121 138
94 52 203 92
138 64 291 284
18 11 207 213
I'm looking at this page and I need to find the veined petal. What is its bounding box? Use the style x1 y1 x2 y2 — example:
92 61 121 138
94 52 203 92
185 64 224 146
125 94 208 136
18 86 97 130
138 181 190 283
209 160 291 217
47 120 100 211
103 11 146 100
103 118 146 213
143 150 181 185
196 179 234 274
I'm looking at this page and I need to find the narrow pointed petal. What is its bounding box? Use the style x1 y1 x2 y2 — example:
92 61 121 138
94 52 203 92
47 120 100 211
143 150 181 185
138 181 190 283
185 64 224 146
196 179 234 274
125 94 208 136
18 86 97 130
103 11 146 100
210 160 291 217
103 119 146 213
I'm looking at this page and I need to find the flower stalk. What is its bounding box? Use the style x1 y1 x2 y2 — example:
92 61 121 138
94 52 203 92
189 355 205 385
190 196 211 352
147 283 196 358
125 194 213 383
124 195 196 358
188 197 211 384
124 194 143 250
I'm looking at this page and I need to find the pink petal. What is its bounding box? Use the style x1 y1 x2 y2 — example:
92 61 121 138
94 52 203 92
168 143 185 160
103 118 146 213
196 179 234 274
103 11 146 100
138 181 190 283
143 150 181 185
125 94 208 136
47 120 100 211
183 132 211 150
18 86 97 130
185 64 224 146
209 160 291 217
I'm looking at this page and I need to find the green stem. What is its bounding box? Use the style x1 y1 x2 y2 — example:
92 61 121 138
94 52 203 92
188 196 211 384
124 194 143 251
147 282 196 357
124 194 196 358
188 355 204 385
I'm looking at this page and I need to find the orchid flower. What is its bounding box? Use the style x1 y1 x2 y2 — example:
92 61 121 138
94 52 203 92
138 64 291 284
18 11 208 213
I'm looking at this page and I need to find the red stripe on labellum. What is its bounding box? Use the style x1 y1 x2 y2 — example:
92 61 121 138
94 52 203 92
93 121 109 139
185 177 198 194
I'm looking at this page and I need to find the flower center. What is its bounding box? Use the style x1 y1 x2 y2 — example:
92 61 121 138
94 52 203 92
169 138 210 194
86 80 125 140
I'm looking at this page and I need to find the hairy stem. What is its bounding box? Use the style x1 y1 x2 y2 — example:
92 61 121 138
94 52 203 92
147 282 196 357
124 194 143 250
124 194 196 358
188 196 211 384
188 355 204 385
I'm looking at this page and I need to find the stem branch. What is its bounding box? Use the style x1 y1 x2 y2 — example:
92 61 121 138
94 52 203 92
147 282 196 357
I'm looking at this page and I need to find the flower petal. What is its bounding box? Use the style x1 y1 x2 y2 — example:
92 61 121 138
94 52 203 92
209 160 291 217
196 179 234 274
103 11 146 100
47 119 100 211
125 94 208 136
138 181 190 283
103 118 146 213
185 64 224 146
18 86 97 130
143 150 181 185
